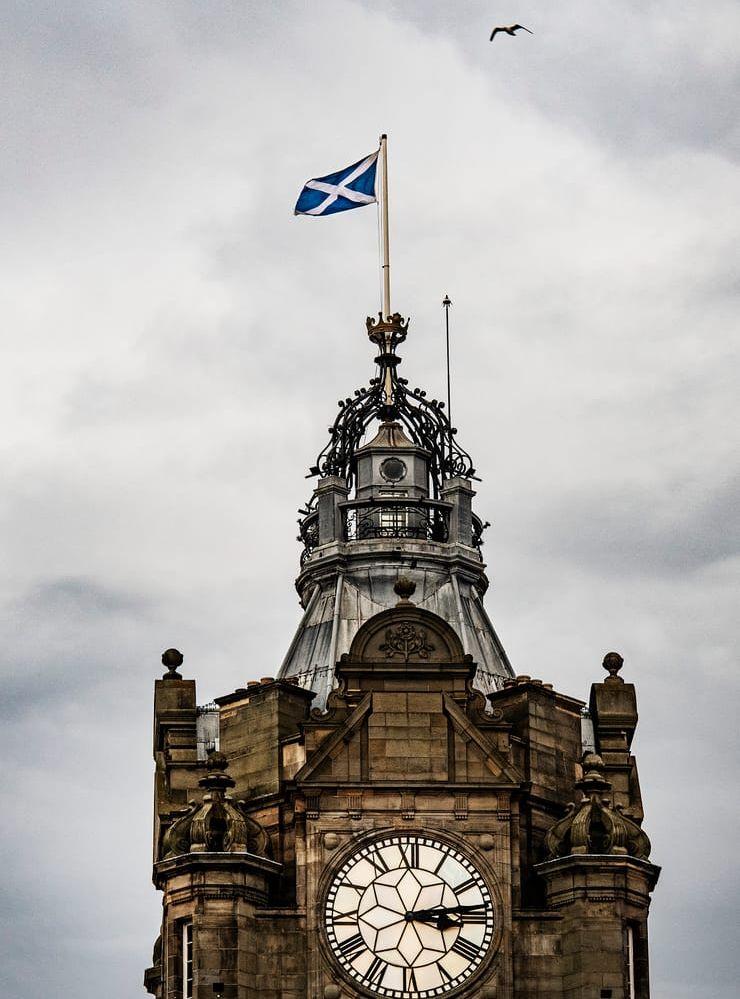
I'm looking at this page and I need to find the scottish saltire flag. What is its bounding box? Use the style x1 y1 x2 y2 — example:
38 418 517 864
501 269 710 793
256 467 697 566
294 149 378 217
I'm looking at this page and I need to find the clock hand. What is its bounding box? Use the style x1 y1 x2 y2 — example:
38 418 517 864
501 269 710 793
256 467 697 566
406 903 487 929
410 903 487 918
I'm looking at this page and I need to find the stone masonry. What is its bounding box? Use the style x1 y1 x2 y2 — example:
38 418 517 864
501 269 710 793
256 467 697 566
145 592 658 998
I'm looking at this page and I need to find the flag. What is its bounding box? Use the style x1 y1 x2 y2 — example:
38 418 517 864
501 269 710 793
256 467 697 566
294 149 378 217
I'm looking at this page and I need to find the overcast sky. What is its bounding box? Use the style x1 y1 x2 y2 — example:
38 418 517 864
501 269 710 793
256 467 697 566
1 2 738 997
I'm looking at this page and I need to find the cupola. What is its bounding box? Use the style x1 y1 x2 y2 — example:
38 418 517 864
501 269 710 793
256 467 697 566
282 310 513 707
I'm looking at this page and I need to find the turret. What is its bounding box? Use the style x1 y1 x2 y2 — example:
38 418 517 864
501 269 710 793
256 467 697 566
282 312 511 707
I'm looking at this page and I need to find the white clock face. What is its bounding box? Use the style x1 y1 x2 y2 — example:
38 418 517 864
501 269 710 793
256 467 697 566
324 834 494 997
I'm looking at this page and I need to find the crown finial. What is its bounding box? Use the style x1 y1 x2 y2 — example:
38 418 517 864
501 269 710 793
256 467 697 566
365 311 409 344
602 651 624 683
161 648 183 680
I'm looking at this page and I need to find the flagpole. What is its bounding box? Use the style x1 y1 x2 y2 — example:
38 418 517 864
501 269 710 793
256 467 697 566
379 133 391 318
443 295 453 468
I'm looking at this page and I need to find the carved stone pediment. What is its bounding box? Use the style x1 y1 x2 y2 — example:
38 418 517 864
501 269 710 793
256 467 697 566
343 604 467 667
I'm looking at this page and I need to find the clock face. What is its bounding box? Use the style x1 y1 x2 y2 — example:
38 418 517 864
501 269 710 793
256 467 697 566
324 834 494 997
380 457 407 483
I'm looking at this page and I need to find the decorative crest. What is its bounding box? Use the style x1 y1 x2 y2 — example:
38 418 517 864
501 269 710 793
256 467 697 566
379 622 435 662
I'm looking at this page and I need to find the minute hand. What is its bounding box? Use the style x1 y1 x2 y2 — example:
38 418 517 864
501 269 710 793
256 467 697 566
413 904 487 917
409 904 487 928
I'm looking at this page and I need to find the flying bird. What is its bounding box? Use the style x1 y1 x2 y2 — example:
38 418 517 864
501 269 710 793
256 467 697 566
490 24 533 40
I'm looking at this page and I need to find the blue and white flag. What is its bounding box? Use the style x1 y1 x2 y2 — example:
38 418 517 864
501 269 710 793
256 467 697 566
294 149 378 217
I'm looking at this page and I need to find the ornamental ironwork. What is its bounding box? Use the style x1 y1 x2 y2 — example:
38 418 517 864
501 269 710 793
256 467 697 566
471 513 490 552
343 501 449 544
297 510 319 565
307 313 476 499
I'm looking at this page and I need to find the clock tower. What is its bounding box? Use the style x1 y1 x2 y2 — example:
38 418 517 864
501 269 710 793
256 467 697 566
144 312 659 999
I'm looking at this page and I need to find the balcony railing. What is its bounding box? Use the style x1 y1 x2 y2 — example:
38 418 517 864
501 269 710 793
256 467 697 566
297 500 484 564
343 500 450 544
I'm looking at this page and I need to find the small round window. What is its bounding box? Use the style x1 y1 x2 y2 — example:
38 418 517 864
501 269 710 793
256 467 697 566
379 457 407 483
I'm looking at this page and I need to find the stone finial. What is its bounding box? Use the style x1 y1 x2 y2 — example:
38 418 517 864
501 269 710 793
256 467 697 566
161 648 183 680
198 750 235 793
576 752 613 797
602 651 624 683
394 576 416 605
544 752 651 861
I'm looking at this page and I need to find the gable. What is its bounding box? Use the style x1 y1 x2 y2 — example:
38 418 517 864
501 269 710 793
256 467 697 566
294 690 524 787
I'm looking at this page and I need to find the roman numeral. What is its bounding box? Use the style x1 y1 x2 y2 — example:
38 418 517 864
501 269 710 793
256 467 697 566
400 841 419 868
366 850 390 875
337 933 366 961
454 876 477 895
365 957 387 985
403 967 418 990
460 910 488 924
436 961 454 983
332 908 359 926
451 936 481 962
433 851 449 875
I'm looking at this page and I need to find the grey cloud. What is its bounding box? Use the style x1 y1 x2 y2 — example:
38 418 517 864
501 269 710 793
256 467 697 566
22 575 150 616
363 0 740 160
520 472 740 576
0 576 158 715
1 2 737 997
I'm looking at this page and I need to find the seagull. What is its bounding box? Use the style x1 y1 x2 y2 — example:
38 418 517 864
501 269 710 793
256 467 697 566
490 24 533 40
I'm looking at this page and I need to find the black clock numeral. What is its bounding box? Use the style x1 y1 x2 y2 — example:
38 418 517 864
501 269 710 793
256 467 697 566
366 849 390 875
332 908 359 926
400 840 420 868
460 909 488 924
365 956 387 985
403 967 418 990
454 876 477 895
436 961 454 983
451 936 481 962
338 933 366 961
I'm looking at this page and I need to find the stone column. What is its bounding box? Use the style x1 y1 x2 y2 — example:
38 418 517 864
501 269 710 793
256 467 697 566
155 853 282 999
590 653 640 814
440 476 475 546
314 476 349 546
536 855 660 999
153 649 198 863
